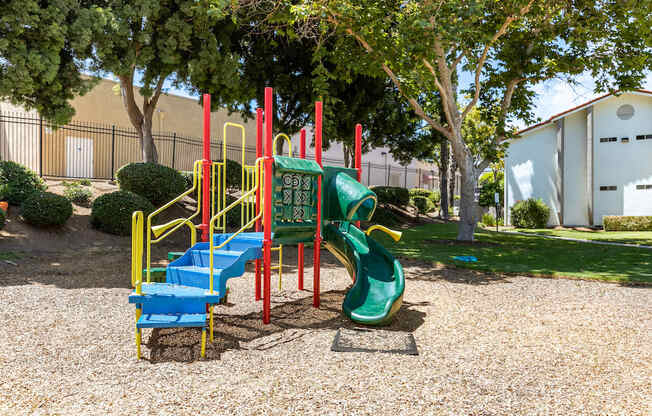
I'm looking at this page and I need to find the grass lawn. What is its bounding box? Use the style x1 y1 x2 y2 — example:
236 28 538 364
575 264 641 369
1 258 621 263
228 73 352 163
510 227 652 246
374 222 652 284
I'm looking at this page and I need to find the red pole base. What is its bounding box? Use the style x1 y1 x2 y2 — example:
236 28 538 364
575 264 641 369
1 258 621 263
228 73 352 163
313 237 321 308
263 241 272 324
298 243 304 290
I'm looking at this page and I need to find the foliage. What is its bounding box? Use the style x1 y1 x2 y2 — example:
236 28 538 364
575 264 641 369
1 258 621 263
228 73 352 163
428 190 441 205
603 216 652 232
514 228 652 246
290 0 652 240
482 213 496 227
412 195 434 215
373 222 652 284
0 161 47 205
409 188 433 199
91 191 155 236
180 171 194 191
225 159 243 190
370 186 410 208
478 171 504 207
225 195 242 229
117 163 186 206
83 0 244 162
369 205 399 227
0 1 100 124
511 198 550 229
0 209 5 230
21 192 72 227
63 183 93 206
410 187 440 208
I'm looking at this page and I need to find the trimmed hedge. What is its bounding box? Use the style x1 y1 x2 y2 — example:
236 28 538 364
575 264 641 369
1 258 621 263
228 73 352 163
0 161 47 205
91 191 155 236
369 205 399 227
410 187 441 206
603 216 652 231
0 209 5 230
63 184 93 206
370 186 410 208
412 195 435 214
117 163 186 206
511 198 550 229
21 192 72 227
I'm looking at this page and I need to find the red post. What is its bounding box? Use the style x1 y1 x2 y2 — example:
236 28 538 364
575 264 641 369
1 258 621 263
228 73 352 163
313 102 323 308
255 108 263 301
263 88 273 324
298 128 306 291
201 94 211 242
355 123 362 229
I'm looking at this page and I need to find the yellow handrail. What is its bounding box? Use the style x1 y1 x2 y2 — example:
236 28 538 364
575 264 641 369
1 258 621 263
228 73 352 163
273 133 293 157
208 158 263 293
131 211 144 295
146 160 202 282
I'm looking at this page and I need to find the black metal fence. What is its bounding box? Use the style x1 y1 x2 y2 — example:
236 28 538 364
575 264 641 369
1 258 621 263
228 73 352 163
0 110 438 189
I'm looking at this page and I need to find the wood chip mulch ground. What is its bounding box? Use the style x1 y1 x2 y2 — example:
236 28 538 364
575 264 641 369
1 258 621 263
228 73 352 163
0 246 650 415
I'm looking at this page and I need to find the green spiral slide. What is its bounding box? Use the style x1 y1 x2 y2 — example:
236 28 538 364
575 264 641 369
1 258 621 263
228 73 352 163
321 168 405 325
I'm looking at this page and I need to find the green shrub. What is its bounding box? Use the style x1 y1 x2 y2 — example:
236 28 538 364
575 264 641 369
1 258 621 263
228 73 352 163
511 198 550 229
225 159 243 190
116 163 186 206
370 186 410 208
482 212 496 226
21 192 72 227
409 188 433 198
91 191 155 235
0 209 5 230
79 179 91 186
225 195 242 229
63 184 93 206
412 195 434 215
0 161 47 205
428 190 441 205
180 171 194 190
603 216 652 231
478 171 504 207
369 205 399 226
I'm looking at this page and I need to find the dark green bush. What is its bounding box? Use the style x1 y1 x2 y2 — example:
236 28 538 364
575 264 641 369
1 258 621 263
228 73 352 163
511 198 550 229
370 186 410 208
412 195 434 214
116 163 186 206
481 212 496 226
369 205 399 226
91 191 155 235
180 171 194 190
225 159 243 190
603 216 652 231
0 209 5 230
0 161 47 205
479 171 504 207
63 183 93 206
225 195 243 229
409 188 432 198
21 192 72 227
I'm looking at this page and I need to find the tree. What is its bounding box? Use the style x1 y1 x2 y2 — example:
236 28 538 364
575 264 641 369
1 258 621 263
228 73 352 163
87 0 243 163
291 0 652 240
0 0 99 124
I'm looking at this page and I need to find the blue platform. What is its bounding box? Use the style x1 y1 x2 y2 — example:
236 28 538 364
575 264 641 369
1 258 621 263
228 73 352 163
129 232 264 330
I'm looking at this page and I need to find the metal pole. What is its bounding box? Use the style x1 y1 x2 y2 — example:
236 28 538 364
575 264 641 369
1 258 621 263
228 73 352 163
171 132 176 170
367 161 371 185
39 116 43 177
111 125 116 180
313 101 323 308
263 88 273 324
255 108 263 301
298 128 306 290
201 94 211 242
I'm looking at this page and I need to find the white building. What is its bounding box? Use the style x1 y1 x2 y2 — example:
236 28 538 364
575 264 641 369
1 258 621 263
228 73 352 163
505 90 652 227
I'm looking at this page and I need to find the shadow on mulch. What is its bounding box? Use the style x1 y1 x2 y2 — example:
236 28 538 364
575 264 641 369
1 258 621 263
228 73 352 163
145 290 427 363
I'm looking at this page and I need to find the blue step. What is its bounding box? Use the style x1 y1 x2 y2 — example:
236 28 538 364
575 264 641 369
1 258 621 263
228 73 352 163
129 283 223 304
166 232 264 294
137 313 207 329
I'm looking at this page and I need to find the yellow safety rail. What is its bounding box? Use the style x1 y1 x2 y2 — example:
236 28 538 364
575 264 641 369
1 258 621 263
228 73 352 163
273 133 293 158
208 158 264 294
131 211 144 294
145 160 202 282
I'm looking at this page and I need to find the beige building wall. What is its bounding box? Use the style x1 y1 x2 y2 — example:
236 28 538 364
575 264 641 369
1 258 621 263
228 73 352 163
70 78 258 148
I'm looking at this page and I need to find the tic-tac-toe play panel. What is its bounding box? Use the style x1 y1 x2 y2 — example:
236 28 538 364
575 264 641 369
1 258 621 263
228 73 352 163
271 156 323 244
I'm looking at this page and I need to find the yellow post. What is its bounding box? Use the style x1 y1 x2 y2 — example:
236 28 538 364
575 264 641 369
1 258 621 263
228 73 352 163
201 328 207 358
135 307 142 359
278 244 283 290
209 305 214 342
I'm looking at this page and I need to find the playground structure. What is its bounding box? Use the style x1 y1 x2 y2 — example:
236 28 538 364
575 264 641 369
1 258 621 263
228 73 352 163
129 88 405 358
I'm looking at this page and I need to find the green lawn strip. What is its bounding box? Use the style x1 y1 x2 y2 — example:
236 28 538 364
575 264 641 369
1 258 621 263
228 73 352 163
375 223 652 284
511 228 652 246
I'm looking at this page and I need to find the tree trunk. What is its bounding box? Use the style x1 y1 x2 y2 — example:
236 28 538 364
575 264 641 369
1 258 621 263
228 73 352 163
449 154 457 211
456 156 482 241
140 114 158 163
343 143 353 168
439 136 449 219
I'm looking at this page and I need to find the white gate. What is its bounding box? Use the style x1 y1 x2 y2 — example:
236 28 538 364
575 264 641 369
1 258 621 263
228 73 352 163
66 137 93 178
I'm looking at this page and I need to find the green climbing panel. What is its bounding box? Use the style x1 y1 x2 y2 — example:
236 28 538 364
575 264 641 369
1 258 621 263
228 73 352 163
271 156 323 244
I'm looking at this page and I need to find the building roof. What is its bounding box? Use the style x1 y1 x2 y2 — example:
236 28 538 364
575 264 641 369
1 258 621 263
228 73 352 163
516 89 652 136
